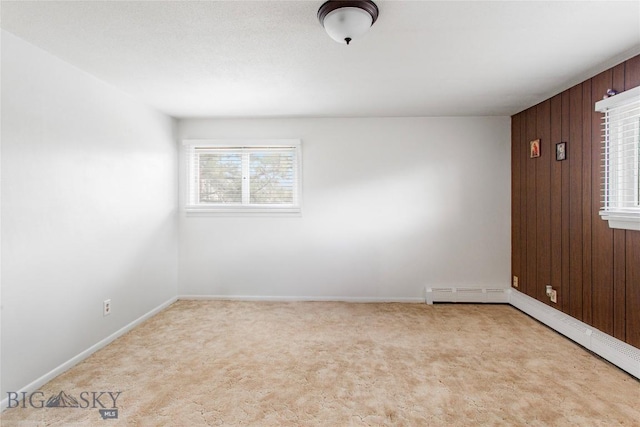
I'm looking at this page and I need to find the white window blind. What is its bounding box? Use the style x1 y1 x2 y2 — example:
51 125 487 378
595 86 640 231
184 140 301 214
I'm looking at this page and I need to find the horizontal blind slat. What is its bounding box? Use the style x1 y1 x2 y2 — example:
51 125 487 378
600 92 640 212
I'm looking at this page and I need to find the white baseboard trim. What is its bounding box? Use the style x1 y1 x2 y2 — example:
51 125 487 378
178 294 425 303
509 289 640 379
425 286 510 304
0 296 177 411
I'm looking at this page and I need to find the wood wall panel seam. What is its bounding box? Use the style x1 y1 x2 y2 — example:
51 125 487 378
581 80 593 324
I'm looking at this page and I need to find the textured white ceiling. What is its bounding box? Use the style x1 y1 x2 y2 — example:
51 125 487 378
1 1 639 118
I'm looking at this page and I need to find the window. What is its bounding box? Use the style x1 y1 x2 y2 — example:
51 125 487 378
595 86 640 231
184 140 301 214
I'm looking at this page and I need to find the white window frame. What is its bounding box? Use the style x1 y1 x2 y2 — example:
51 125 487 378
183 139 302 215
595 86 640 231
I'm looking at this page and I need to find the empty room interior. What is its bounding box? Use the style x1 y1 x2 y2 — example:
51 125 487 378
1 0 640 425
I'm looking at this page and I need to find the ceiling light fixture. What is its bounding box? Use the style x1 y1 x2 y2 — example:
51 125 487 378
317 0 379 45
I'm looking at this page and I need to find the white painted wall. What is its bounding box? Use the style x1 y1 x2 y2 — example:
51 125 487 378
0 31 178 397
178 117 511 299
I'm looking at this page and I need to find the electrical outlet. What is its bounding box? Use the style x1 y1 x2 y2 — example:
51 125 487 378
103 299 111 316
513 276 519 288
550 290 557 304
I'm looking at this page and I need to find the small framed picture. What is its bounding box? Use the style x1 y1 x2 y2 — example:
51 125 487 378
530 139 540 158
556 142 567 161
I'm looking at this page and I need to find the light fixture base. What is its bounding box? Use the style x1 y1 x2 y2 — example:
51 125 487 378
317 0 379 25
318 0 379 45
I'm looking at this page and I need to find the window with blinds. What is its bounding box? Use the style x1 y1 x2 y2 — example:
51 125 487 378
184 140 301 214
595 86 640 231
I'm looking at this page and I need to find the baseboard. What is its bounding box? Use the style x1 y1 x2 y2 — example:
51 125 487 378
178 294 425 303
509 289 640 379
0 296 178 411
425 286 510 304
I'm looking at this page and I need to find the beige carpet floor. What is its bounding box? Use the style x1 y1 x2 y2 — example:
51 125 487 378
1 301 639 426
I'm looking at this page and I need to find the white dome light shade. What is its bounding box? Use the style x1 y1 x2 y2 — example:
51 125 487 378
323 7 372 44
318 1 379 45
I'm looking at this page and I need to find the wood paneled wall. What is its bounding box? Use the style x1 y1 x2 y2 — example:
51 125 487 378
511 55 640 348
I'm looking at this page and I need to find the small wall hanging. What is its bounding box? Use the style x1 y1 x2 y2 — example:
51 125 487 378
556 142 567 161
530 139 541 158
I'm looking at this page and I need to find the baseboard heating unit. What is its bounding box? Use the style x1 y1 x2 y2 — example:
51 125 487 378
509 289 640 379
425 286 640 379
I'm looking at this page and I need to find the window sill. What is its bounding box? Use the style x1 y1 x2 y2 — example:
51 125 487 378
185 206 302 217
600 210 640 231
